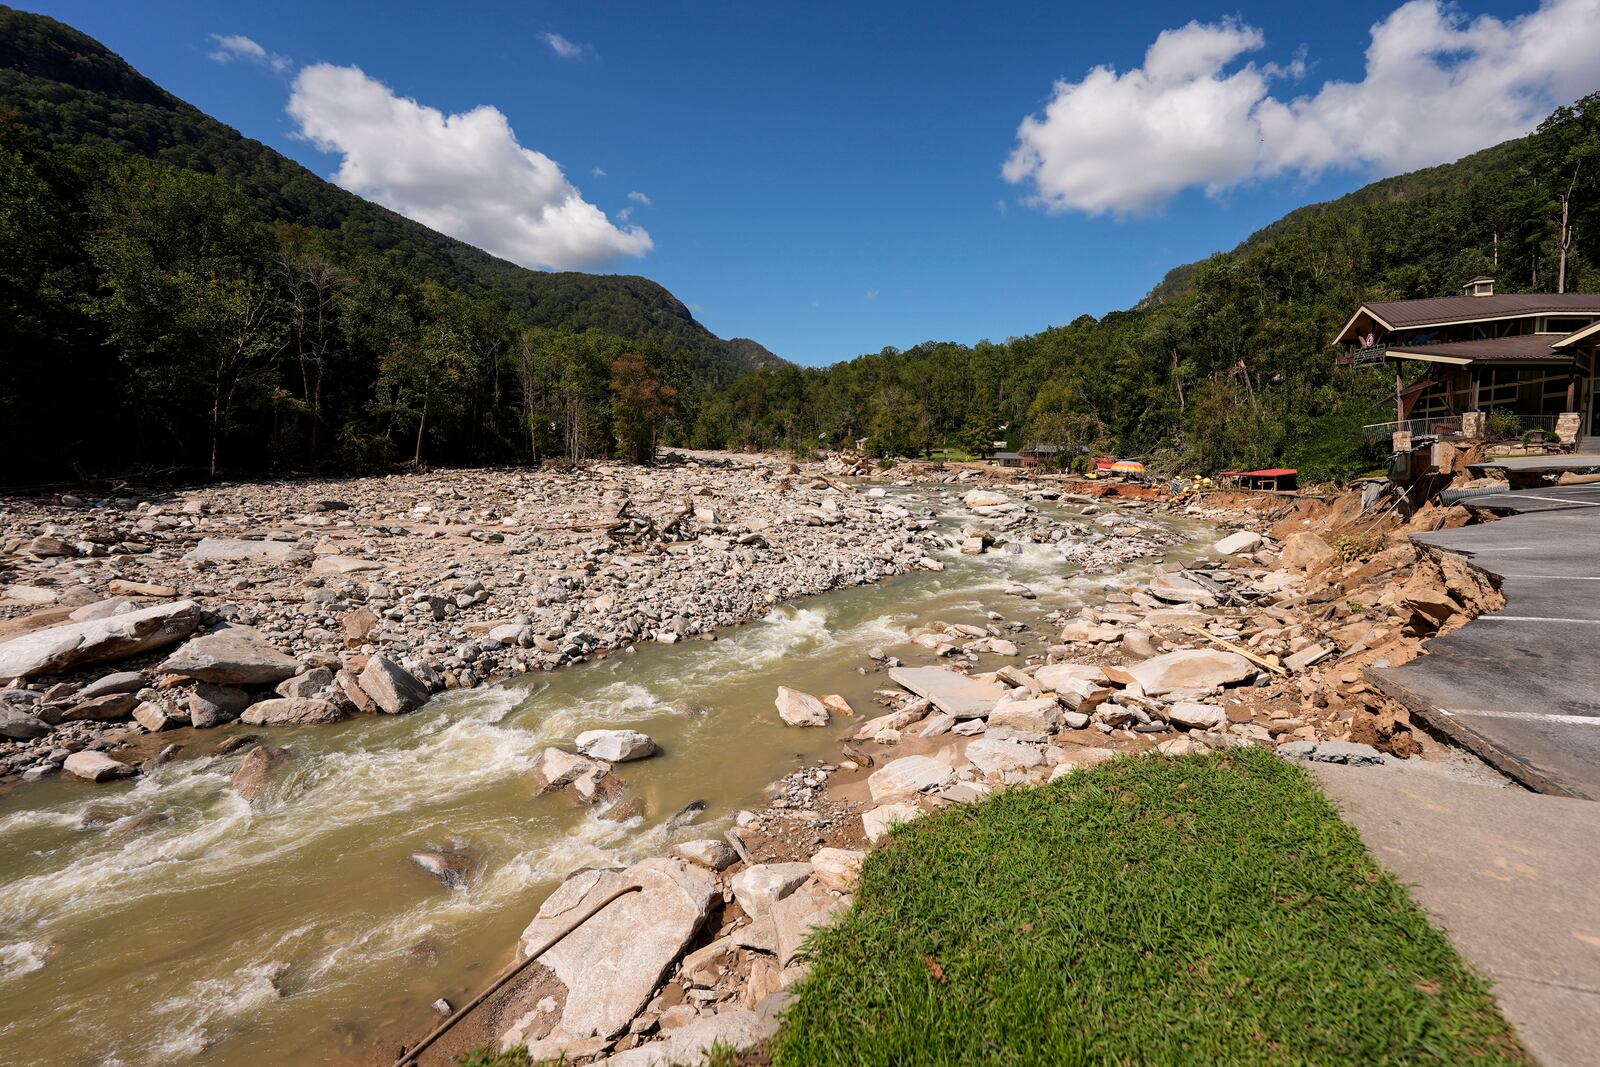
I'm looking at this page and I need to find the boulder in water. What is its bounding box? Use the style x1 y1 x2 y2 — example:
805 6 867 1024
574 729 657 763
410 848 475 888
774 686 829 727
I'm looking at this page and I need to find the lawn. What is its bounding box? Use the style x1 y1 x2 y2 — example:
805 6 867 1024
773 748 1527 1066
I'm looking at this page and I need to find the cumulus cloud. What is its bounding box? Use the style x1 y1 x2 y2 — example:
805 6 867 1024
627 190 652 205
591 166 607 178
543 32 590 59
208 33 291 74
287 64 652 270
1004 0 1600 216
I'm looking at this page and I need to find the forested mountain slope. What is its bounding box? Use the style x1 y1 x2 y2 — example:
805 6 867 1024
0 6 779 480
698 93 1599 480
0 5 771 378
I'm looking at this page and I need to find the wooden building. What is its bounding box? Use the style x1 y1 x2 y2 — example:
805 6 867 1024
1333 278 1600 446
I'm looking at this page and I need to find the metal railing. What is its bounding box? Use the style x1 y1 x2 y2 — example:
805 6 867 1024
1362 412 1561 443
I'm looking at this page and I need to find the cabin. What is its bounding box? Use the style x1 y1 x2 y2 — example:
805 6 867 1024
1333 278 1600 449
1217 468 1298 491
994 444 1062 469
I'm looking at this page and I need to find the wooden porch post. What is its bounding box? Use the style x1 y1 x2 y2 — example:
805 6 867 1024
1395 369 1404 425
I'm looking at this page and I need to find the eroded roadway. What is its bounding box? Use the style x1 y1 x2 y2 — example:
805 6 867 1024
1370 482 1600 799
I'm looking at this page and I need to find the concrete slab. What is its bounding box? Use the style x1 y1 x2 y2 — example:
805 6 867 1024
1312 763 1600 1067
1372 488 1600 799
1471 454 1600 475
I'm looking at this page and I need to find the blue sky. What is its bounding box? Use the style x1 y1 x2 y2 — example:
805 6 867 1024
19 1 1597 364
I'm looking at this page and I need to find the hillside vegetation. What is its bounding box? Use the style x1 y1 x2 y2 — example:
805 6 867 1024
696 95 1599 481
0 5 776 480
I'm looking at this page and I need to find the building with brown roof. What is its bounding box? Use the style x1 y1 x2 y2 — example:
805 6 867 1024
1333 278 1600 446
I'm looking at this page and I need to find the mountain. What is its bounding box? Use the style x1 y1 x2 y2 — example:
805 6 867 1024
0 4 778 378
697 93 1598 480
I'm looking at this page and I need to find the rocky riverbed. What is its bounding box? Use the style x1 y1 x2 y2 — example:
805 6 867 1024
400 474 1511 1067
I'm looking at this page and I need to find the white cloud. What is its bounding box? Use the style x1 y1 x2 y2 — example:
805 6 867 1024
1004 0 1600 216
208 33 291 74
543 32 590 60
287 64 652 270
591 166 607 177
865 289 880 300
627 190 652 206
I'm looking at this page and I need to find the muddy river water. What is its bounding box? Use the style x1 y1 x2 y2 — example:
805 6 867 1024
0 488 1209 1066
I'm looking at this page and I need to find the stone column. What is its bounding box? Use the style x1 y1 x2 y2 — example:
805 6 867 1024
1556 412 1581 444
1461 411 1486 439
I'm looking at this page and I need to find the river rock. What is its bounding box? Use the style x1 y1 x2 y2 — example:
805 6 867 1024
76 671 146 700
1147 573 1216 605
59 692 138 723
867 754 954 802
575 729 658 763
1166 701 1228 730
1058 620 1125 643
185 537 305 563
1124 650 1254 695
603 1009 776 1067
962 489 1009 509
535 747 607 792
809 847 865 892
1033 663 1108 690
357 656 430 715
515 857 718 1041
0 599 202 679
310 555 384 576
669 839 738 871
965 737 1045 776
410 848 474 888
861 801 922 844
240 697 347 726
730 862 813 919
275 667 334 699
887 666 1005 718
1282 532 1337 572
231 745 290 799
988 697 1063 735
1214 530 1264 555
133 701 176 732
63 751 134 782
0 707 50 739
774 686 829 727
160 624 299 685
188 683 250 728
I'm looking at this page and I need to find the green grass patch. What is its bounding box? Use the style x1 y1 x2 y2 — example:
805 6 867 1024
774 748 1526 1066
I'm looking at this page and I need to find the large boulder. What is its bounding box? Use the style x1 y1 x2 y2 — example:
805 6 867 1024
1147 573 1216 606
809 847 865 892
770 883 846 967
0 600 202 680
188 683 251 729
1124 649 1254 696
514 857 719 1041
63 751 134 782
357 656 430 715
230 745 290 800
1214 530 1264 555
184 537 306 563
59 692 139 723
887 666 1005 718
987 697 1063 735
964 737 1045 776
730 862 813 920
240 697 347 726
962 489 1009 509
861 801 922 844
0 707 51 739
1282 532 1337 572
535 747 607 792
867 755 954 802
773 686 829 727
574 729 657 763
160 624 299 685
602 1010 775 1067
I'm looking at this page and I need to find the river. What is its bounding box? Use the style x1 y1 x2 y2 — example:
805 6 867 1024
0 487 1208 1066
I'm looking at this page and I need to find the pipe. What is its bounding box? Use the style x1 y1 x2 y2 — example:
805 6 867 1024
394 882 643 1067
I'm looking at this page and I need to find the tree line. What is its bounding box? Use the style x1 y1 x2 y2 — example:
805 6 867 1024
1 117 692 481
3 92 1596 485
688 94 1599 481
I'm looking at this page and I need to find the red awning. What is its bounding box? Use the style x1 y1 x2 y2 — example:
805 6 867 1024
1240 468 1296 477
